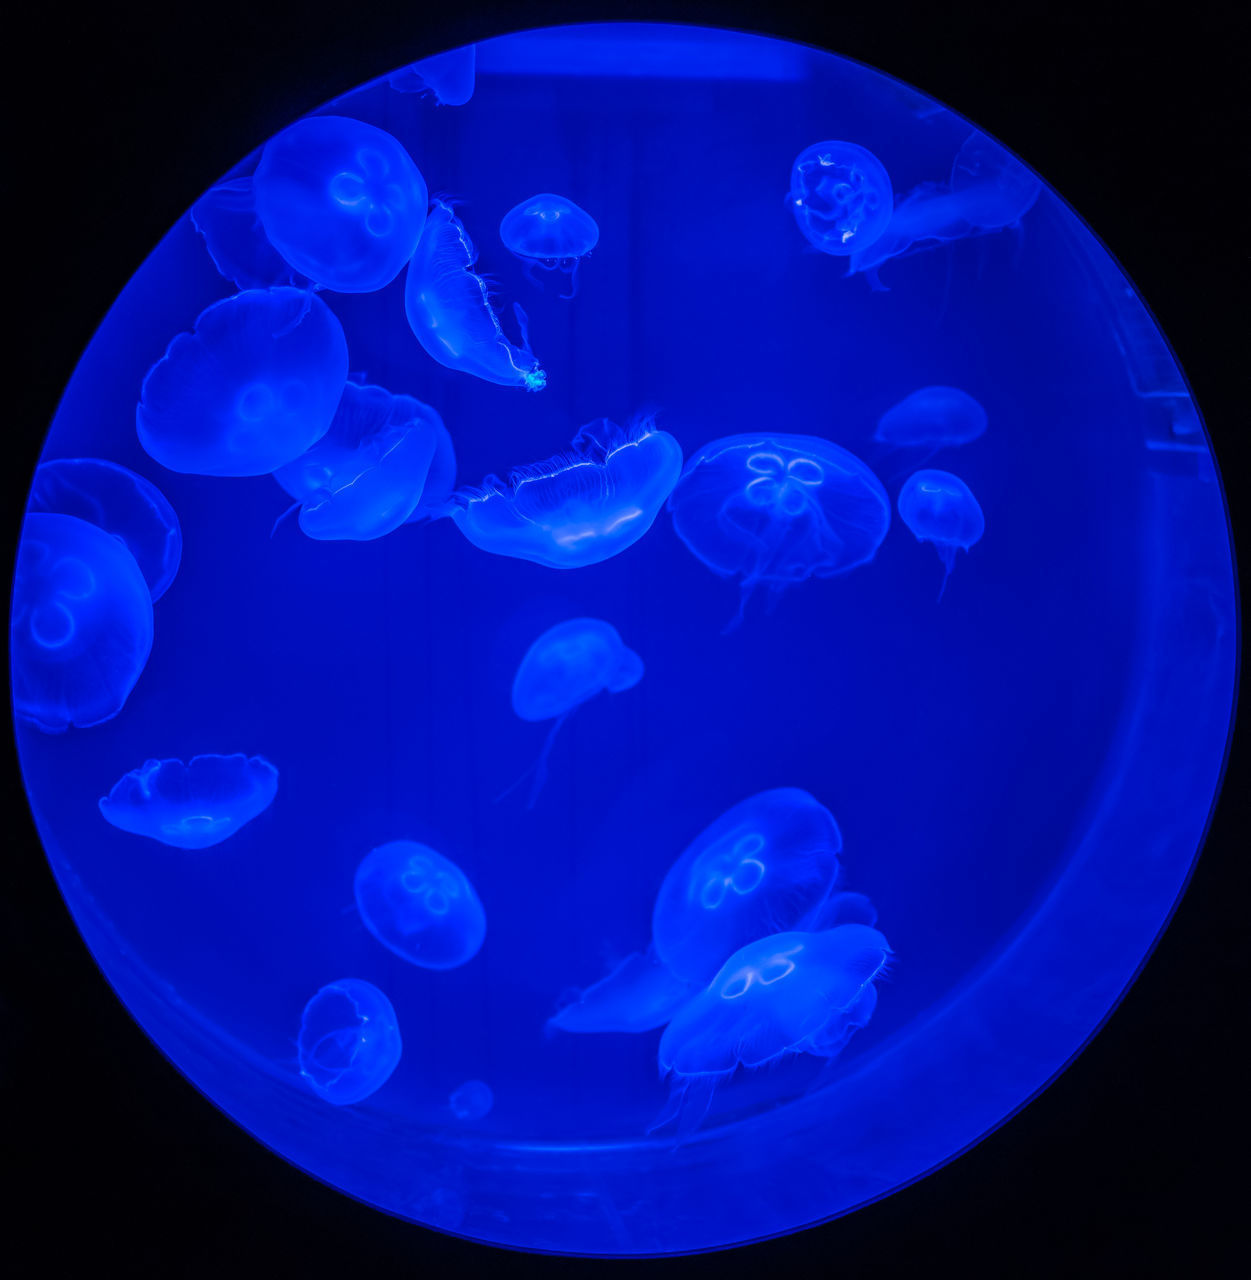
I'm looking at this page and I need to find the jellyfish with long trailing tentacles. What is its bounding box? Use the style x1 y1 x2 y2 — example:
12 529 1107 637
387 45 476 105
499 194 600 297
546 943 698 1036
787 140 893 256
191 177 308 292
297 979 402 1106
897 468 985 600
874 386 987 451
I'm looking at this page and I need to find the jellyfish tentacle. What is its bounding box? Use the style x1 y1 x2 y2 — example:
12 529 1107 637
559 258 579 300
526 711 569 810
270 499 302 538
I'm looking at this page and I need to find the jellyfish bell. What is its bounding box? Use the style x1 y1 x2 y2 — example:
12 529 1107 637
949 131 1042 231
546 943 698 1036
788 140 893 256
191 176 308 292
297 979 402 1106
874 386 988 450
499 194 600 297
897 468 985 600
448 1079 494 1121
388 45 477 105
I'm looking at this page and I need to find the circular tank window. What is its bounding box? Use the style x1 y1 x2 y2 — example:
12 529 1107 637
9 21 1237 1258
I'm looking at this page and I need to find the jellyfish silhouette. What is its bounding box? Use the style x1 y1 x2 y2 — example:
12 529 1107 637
897 468 985 600
546 943 698 1036
404 198 546 391
788 141 893 256
253 116 428 293
448 1079 494 1121
190 177 306 292
874 386 987 450
29 458 183 602
137 288 348 477
12 513 153 733
297 979 402 1105
387 45 476 105
404 414 457 523
354 840 486 970
499 194 600 297
99 754 279 850
668 433 890 630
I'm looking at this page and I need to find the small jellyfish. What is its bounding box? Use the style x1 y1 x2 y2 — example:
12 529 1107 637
668 433 890 630
949 131 1042 231
297 979 402 1105
387 45 476 105
453 416 681 569
874 386 988 450
190 176 306 292
448 1079 494 1121
652 788 843 986
499 194 600 297
29 458 183 601
788 141 893 256
253 116 428 293
546 944 698 1036
405 199 546 391
354 840 486 970
11 513 153 733
98 754 279 850
137 287 348 477
897 468 985 600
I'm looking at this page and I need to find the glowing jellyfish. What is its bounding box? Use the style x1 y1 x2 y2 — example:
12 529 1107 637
297 979 402 1106
405 414 457 523
499 194 600 297
874 386 988 450
546 944 698 1036
897 468 985 600
387 45 476 105
98 754 279 850
653 924 892 1134
652 788 843 985
788 141 893 256
11 513 153 733
668 433 890 630
449 1079 494 1121
453 417 681 569
190 177 306 292
808 890 879 931
354 840 486 970
137 288 348 477
949 131 1042 231
404 198 546 391
253 116 428 293
29 458 183 602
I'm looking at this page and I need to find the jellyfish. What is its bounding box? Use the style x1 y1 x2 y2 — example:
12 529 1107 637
354 840 486 970
11 513 153 733
806 890 879 931
448 1079 494 1121
271 381 442 540
874 386 988 450
253 116 428 293
897 468 985 600
404 198 546 391
499 194 600 297
387 45 476 105
137 288 348 477
190 177 306 292
29 458 183 601
652 788 843 986
546 944 698 1036
297 979 402 1105
404 414 457 523
667 433 890 630
787 141 893 256
98 754 279 850
653 924 892 1135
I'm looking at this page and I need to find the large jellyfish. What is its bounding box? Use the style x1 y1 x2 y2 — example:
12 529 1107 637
404 198 546 391
387 45 477 105
98 754 279 850
652 788 843 986
874 386 988 450
453 416 681 569
448 1079 494 1121
668 433 890 630
29 458 183 602
253 116 428 293
499 194 600 297
11 513 153 733
787 141 893 256
297 979 402 1105
897 469 985 600
354 840 486 970
546 943 698 1036
190 177 306 292
137 288 348 477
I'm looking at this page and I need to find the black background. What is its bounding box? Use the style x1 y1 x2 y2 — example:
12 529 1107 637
3 1 1245 1274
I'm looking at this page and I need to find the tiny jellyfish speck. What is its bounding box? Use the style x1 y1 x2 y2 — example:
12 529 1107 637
191 177 306 292
788 141 893 256
897 468 985 600
98 754 279 850
137 288 348 477
449 1079 494 1121
875 386 988 450
388 45 477 105
354 840 486 970
297 979 402 1106
12 513 153 733
546 944 697 1036
499 194 600 297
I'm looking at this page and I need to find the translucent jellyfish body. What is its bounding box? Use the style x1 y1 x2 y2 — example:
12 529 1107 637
652 788 843 985
98 754 279 850
874 386 988 450
354 840 486 970
668 433 890 629
499 194 600 296
387 45 477 105
547 944 697 1036
29 458 182 601
11 513 153 733
405 413 457 523
297 979 402 1106
405 199 546 391
137 288 349 477
453 417 682 569
449 1079 494 1121
253 116 428 293
897 468 985 599
788 141 893 256
190 177 306 292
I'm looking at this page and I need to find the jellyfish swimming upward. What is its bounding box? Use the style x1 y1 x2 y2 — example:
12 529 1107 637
897 468 985 599
297 979 402 1106
499 194 600 297
875 386 988 450
788 141 893 256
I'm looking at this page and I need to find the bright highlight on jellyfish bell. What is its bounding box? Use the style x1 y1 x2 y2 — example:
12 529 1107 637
449 1079 494 1121
875 386 988 450
788 140 893 256
387 45 477 105
546 943 697 1036
897 468 985 600
297 979 403 1106
499 194 600 297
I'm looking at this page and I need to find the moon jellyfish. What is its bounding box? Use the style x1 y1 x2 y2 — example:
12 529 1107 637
190 177 306 292
253 116 428 293
874 386 988 450
11 513 153 733
29 458 183 602
499 194 600 297
354 840 486 970
546 944 697 1036
807 890 879 931
297 979 402 1106
668 433 890 630
788 141 893 256
652 788 843 985
449 1079 494 1121
453 416 681 569
98 754 279 850
405 413 457 523
137 288 348 477
404 198 546 391
387 45 476 105
897 468 985 600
